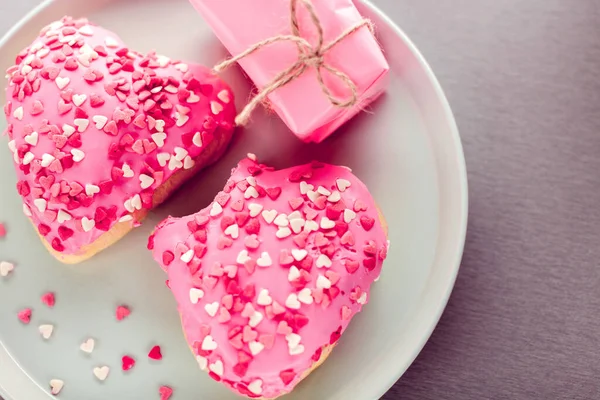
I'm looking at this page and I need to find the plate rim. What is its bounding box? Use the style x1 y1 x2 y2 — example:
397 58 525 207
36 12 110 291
0 0 469 399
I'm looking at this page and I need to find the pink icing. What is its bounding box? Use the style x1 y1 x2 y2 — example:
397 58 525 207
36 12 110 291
149 156 389 398
3 16 236 255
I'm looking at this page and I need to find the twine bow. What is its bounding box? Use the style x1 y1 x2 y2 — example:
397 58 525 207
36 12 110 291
213 0 374 126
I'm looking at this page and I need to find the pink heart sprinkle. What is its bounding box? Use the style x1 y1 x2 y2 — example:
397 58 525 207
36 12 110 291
17 308 32 324
116 305 131 321
41 292 55 308
159 386 173 400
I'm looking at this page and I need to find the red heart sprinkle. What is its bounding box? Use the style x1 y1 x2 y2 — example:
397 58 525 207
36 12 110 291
41 292 55 308
159 386 173 400
116 305 131 321
122 355 136 371
17 308 32 324
148 345 162 360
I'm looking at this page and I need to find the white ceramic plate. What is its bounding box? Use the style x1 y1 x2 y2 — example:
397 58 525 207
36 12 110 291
0 0 467 399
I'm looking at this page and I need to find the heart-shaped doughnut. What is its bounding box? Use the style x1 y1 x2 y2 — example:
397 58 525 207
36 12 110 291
149 156 389 399
3 17 236 263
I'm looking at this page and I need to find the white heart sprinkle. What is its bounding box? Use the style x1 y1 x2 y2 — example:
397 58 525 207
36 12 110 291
246 176 257 187
23 203 32 217
317 186 331 196
224 223 239 239
316 275 332 289
328 190 341 203
248 379 263 395
298 288 314 304
307 190 320 203
139 174 154 189
183 156 195 170
285 293 301 309
274 214 289 227
55 76 70 89
7 140 16 152
118 215 133 223
202 335 218 351
209 359 223 375
24 131 38 146
237 250 251 264
249 311 264 328
189 288 204 304
122 163 134 178
174 147 188 161
344 209 357 223
299 181 313 195
217 90 230 104
210 202 223 217
71 149 85 162
248 203 263 217
175 63 189 72
92 115 108 129
36 48 50 58
336 178 351 191
62 124 75 137
157 152 170 167
187 91 200 103
192 132 202 147
168 156 183 171
39 324 54 340
210 101 223 115
320 217 336 230
155 119 166 132
22 152 34 165
57 210 72 223
316 254 332 268
196 355 208 370
276 227 292 239
261 210 277 224
105 37 119 48
93 366 110 381
256 252 272 267
244 186 259 199
289 344 305 355
74 118 89 132
41 153 55 167
257 289 272 306
85 184 100 196
291 249 308 261
180 249 194 263
175 112 189 127
33 198 47 212
151 132 166 147
288 266 301 282
249 341 264 356
81 217 95 232
72 94 87 107
80 338 95 354
204 302 219 317
79 25 94 36
289 218 305 233
49 379 64 395
286 333 302 349
12 106 23 120
357 292 368 304
0 261 15 277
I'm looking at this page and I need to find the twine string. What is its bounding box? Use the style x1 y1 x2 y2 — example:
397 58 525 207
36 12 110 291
213 0 374 126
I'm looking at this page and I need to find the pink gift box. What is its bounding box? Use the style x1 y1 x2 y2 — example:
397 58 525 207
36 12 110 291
189 0 390 143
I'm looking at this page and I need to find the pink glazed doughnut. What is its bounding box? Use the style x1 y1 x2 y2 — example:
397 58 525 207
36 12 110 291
3 17 236 263
149 156 389 399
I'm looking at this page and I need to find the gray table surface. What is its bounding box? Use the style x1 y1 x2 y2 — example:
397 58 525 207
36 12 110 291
2 0 599 399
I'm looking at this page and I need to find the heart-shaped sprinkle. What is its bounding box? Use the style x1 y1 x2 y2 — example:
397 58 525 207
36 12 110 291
205 301 219 317
189 288 204 304
41 292 55 307
121 355 136 371
148 345 163 361
17 308 32 324
49 379 64 395
39 324 54 340
93 366 110 381
202 335 218 351
256 252 272 267
80 338 95 354
209 359 223 375
159 386 173 400
0 261 15 277
116 305 131 321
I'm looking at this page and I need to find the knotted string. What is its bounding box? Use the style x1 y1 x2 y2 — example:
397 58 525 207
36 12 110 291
213 0 374 126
